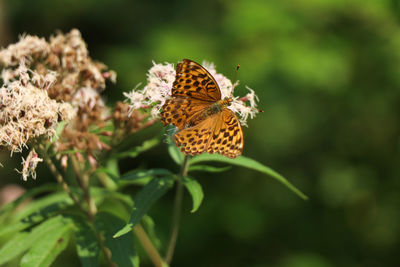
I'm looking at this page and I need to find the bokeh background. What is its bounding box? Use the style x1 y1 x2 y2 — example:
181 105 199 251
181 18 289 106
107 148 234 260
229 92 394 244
1 0 400 266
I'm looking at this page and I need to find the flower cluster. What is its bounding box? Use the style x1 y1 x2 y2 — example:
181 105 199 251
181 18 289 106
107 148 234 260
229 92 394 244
0 60 75 154
0 29 116 179
124 60 260 126
124 61 175 119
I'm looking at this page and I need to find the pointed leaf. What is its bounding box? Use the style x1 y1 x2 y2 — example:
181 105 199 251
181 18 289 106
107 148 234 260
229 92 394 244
190 154 308 200
95 212 138 267
114 177 174 238
182 177 204 213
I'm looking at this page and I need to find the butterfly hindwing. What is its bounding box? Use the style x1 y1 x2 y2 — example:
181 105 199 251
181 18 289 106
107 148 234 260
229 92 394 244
174 109 243 158
174 114 217 156
172 59 221 102
207 108 244 158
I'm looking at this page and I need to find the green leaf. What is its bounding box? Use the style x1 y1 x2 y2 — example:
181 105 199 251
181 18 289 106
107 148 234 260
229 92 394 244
111 137 160 159
114 177 175 238
0 183 59 220
0 192 74 237
0 232 29 265
190 154 308 200
91 187 134 207
0 215 69 266
121 168 173 181
72 216 100 267
188 164 231 173
182 177 204 213
20 216 73 267
93 159 119 190
95 212 138 267
168 137 184 165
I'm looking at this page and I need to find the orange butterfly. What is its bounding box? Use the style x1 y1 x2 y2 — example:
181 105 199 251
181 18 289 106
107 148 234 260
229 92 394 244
161 59 244 158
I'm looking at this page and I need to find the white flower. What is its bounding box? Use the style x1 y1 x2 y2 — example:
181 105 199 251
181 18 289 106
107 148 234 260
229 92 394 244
124 62 175 118
124 89 146 110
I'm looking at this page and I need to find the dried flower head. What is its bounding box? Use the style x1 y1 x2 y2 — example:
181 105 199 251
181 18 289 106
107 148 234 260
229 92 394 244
124 60 261 126
0 61 75 154
0 29 116 177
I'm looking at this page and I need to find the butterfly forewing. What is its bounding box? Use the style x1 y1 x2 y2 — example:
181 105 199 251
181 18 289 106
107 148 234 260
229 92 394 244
161 97 210 130
172 59 221 101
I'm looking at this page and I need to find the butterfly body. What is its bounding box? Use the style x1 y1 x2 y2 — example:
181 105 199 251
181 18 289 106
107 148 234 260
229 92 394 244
161 59 244 158
203 97 232 118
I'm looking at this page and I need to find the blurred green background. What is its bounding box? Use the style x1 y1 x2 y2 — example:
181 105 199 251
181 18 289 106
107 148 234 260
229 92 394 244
1 0 400 266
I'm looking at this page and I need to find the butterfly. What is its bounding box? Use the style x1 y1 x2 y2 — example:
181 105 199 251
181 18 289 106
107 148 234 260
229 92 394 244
160 59 244 158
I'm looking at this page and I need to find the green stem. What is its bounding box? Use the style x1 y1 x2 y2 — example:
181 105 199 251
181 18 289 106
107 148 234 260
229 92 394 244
38 145 80 207
165 155 190 264
71 156 97 219
39 146 115 266
70 156 115 267
134 224 167 267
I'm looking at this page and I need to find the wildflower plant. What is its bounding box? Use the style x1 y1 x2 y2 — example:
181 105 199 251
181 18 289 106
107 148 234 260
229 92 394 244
0 30 307 267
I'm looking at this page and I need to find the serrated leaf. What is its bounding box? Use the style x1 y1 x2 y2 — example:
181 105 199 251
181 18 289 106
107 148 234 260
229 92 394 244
114 177 175 238
0 215 69 266
72 217 100 267
181 177 204 213
95 212 138 267
0 192 74 237
20 216 73 267
111 137 160 159
190 154 308 200
188 164 231 173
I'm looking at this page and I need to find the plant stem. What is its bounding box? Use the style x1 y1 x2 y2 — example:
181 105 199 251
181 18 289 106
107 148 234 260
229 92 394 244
70 156 116 266
39 146 115 266
39 146 80 207
165 155 190 264
134 224 166 267
71 156 97 219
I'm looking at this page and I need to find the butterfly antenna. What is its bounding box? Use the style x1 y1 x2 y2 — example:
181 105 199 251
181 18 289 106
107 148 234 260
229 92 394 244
233 64 240 84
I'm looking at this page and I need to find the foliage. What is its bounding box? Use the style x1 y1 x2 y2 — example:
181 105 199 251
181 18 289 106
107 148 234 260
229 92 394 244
1 0 400 266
